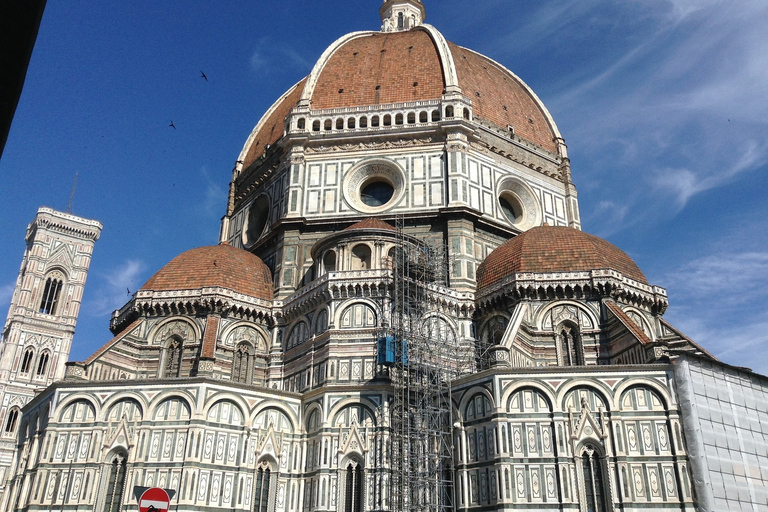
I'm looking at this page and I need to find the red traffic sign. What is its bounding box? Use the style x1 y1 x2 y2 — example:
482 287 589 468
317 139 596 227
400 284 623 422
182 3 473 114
139 487 170 512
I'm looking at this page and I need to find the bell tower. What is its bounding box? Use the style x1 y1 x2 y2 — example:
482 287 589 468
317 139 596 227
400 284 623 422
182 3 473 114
0 207 101 491
380 0 426 32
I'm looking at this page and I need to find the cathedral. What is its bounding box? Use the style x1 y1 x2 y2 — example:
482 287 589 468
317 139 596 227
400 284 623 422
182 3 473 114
1 2 767 512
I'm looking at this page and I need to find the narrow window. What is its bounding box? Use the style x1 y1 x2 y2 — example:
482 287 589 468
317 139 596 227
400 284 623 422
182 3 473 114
4 409 19 434
432 109 440 122
336 118 344 130
344 461 364 512
297 118 306 130
347 117 356 129
233 343 251 384
383 115 392 126
407 112 415 124
324 119 332 131
582 446 608 512
371 116 380 127
395 113 404 125
35 352 50 377
397 12 404 30
39 276 63 315
323 251 337 273
445 106 454 118
20 348 34 374
313 120 321 132
103 453 127 512
359 117 368 128
559 324 583 366
253 465 272 512
419 111 428 123
165 339 183 377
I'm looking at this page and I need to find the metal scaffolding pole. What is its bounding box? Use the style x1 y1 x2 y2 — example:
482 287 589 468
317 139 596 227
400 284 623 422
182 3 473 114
384 216 458 512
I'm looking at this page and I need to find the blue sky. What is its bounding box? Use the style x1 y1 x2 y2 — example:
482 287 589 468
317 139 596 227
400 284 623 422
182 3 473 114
1 0 766 373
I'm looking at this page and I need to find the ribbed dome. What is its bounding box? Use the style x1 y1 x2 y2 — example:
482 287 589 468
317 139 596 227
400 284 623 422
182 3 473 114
476 226 648 291
141 244 273 300
240 27 560 169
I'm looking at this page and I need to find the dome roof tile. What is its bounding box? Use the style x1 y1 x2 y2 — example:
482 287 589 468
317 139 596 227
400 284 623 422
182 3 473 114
476 226 648 291
141 244 273 300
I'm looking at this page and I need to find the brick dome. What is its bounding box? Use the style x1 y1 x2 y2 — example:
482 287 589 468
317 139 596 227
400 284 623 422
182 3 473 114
476 226 648 291
240 27 561 169
344 218 396 231
141 244 273 300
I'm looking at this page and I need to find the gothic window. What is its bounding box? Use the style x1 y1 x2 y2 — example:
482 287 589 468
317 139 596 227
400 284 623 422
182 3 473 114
340 303 376 329
233 342 253 384
164 338 183 377
20 347 34 374
102 451 127 512
39 272 64 315
287 322 310 349
35 351 50 377
559 323 583 366
4 408 19 435
253 462 273 512
344 459 364 512
581 445 608 512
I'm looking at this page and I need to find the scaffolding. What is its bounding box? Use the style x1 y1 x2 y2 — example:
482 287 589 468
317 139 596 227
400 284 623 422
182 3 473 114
380 217 460 512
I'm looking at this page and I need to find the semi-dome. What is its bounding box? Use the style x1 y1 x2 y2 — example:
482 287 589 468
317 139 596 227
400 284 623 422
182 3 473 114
476 226 648 291
239 23 562 170
141 244 273 300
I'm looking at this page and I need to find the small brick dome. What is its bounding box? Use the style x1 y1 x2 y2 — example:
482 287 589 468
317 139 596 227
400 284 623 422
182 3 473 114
240 27 560 169
344 218 397 232
476 226 648 291
141 244 273 300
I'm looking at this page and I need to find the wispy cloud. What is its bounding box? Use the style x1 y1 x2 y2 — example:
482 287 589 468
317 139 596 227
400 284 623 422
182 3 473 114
662 250 768 372
0 281 15 309
87 260 147 317
250 38 312 76
200 167 227 217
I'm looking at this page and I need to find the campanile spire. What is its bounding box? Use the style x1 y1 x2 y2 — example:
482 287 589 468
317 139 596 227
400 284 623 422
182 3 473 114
380 0 426 32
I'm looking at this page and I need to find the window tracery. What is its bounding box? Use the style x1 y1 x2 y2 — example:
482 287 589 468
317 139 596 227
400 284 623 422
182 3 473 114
4 408 19 435
164 338 183 377
20 347 34 374
35 351 50 378
39 271 65 315
558 323 583 366
103 451 127 512
233 342 253 384
344 459 364 512
580 444 608 512
253 461 273 512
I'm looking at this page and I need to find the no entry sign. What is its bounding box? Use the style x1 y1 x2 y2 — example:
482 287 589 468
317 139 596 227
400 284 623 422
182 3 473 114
139 487 170 512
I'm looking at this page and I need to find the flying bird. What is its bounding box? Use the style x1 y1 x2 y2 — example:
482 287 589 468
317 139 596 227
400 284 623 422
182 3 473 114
201 71 208 81
169 121 176 129
126 288 131 296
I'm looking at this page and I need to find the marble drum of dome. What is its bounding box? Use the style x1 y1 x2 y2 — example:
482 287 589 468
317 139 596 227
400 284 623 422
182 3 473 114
342 159 407 213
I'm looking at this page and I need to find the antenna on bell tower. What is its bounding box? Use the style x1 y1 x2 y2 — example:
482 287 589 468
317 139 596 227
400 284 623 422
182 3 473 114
67 172 78 213
380 0 426 32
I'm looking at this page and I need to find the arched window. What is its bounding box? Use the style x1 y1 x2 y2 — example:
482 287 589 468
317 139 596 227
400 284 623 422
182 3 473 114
323 251 337 273
445 106 454 118
581 444 608 512
4 408 19 434
164 338 183 377
351 244 371 270
559 324 583 366
103 452 128 512
397 12 404 29
35 351 50 377
344 460 364 512
253 462 272 512
39 272 64 315
20 347 34 374
233 342 252 384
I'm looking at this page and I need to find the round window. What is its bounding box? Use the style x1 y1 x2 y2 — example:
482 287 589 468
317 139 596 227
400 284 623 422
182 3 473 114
343 159 405 213
499 195 520 224
244 195 270 245
361 180 395 207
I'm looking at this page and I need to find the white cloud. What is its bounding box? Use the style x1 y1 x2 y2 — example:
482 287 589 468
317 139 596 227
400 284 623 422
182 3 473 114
200 167 227 217
0 281 15 309
87 260 147 317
